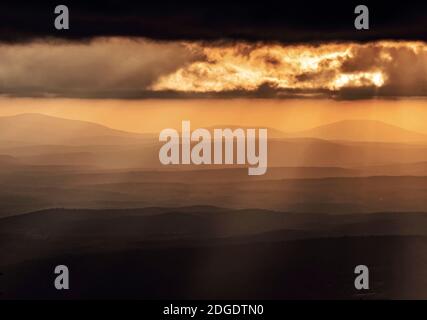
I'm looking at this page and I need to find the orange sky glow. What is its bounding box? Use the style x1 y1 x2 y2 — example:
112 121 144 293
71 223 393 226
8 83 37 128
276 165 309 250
0 97 427 134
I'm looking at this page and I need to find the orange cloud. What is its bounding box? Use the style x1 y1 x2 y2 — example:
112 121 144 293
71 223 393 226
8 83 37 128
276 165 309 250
151 41 426 94
0 38 426 99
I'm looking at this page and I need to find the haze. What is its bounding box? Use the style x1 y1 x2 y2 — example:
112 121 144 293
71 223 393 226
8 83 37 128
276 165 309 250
1 97 427 135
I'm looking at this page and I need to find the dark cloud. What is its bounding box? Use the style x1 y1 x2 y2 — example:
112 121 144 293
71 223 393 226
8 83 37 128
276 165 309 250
1 0 426 43
0 37 426 100
337 43 427 97
0 87 330 100
0 86 410 101
0 38 200 97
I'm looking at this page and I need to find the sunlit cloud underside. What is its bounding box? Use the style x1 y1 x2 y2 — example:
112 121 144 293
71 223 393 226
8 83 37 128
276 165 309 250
0 38 426 98
151 41 426 94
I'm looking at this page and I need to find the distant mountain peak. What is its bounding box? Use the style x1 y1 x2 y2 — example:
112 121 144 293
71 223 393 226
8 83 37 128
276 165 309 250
0 113 151 146
293 119 427 143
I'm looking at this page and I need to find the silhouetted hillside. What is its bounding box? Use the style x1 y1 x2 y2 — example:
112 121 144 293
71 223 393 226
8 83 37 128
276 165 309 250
293 120 427 142
2 207 427 299
0 113 153 145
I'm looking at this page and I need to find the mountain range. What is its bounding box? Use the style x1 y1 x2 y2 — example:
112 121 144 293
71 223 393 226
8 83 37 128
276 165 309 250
0 113 151 145
1 114 427 169
0 113 427 146
292 119 427 142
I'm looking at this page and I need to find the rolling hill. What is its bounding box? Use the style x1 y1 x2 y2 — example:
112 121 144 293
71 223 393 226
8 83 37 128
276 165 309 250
293 120 427 142
3 207 427 299
0 113 153 145
2 114 427 169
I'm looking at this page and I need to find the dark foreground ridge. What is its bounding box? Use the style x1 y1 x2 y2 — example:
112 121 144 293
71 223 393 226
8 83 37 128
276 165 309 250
2 207 427 299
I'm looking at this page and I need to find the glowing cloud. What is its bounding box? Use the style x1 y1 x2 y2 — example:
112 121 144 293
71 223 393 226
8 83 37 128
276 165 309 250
151 41 426 93
0 38 426 98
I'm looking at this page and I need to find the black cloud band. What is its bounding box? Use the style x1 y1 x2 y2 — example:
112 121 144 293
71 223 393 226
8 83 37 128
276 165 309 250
1 0 426 43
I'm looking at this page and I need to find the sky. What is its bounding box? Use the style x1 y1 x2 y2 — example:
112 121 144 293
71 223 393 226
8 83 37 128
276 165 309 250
0 1 426 132
2 1 426 43
1 98 427 134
